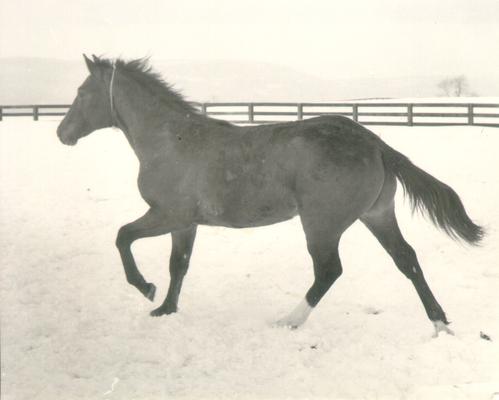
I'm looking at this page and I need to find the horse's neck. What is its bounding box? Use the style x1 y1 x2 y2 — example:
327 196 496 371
112 79 195 162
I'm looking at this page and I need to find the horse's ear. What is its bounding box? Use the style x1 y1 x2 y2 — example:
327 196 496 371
91 54 99 62
83 54 97 76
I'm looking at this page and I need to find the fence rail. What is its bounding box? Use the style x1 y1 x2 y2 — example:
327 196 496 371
1 102 498 127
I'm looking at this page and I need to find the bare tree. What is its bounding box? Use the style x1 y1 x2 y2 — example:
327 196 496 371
438 78 452 96
437 75 472 97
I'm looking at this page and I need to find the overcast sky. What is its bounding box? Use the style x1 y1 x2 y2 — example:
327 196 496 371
1 0 498 80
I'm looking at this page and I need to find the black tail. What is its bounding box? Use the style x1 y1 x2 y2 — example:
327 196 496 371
381 145 484 245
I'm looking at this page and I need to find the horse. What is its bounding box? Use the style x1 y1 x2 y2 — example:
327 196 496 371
57 55 483 335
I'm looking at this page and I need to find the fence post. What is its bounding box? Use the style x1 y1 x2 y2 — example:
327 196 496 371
352 104 358 122
0 107 3 121
248 103 254 123
297 103 303 120
467 104 474 125
33 106 39 121
201 103 207 115
407 104 413 126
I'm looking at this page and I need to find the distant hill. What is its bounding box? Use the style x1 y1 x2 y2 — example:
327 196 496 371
1 57 498 104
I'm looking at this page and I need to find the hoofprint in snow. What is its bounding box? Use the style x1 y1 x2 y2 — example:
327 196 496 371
1 118 498 399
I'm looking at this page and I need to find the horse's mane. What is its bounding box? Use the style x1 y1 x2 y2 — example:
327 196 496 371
92 56 199 114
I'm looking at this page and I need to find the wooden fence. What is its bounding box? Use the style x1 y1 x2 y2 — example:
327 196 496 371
1 102 499 127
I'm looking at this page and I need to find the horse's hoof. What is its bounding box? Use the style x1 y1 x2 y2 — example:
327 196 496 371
150 305 176 317
273 300 312 329
150 307 165 317
145 283 156 302
432 320 455 337
273 319 299 330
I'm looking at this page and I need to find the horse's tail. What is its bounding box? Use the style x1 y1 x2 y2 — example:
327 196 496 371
381 144 484 245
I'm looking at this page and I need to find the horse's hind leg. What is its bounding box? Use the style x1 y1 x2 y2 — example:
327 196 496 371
277 224 343 329
151 226 197 317
361 184 453 335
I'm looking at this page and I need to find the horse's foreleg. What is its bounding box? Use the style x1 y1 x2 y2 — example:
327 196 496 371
116 208 175 301
150 226 197 317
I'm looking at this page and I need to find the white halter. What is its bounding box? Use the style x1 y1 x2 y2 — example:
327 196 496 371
109 62 117 126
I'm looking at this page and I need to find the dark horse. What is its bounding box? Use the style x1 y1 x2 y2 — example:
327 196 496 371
57 55 483 335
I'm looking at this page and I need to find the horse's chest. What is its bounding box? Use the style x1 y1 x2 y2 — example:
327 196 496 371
137 163 196 207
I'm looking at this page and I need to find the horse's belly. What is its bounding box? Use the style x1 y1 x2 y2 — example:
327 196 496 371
198 185 298 228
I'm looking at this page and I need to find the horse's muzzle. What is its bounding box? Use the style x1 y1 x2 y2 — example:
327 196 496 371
57 124 79 146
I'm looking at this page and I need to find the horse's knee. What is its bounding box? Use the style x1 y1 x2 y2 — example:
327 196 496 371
116 226 131 249
169 250 190 277
170 253 188 269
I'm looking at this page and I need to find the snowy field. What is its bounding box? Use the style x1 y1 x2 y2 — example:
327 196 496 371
1 118 498 399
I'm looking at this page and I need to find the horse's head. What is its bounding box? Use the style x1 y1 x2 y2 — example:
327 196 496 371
57 54 114 146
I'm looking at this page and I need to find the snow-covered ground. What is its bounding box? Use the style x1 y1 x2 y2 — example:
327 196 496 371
1 118 498 399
